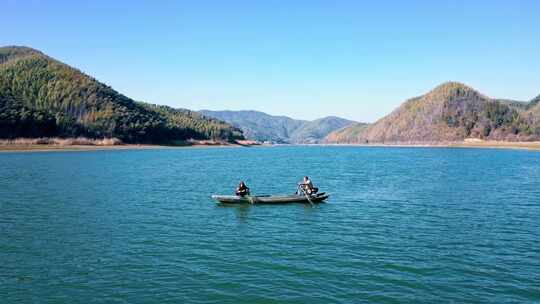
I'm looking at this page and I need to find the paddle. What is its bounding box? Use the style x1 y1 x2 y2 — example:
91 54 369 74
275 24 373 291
240 187 254 204
299 184 314 207
247 189 258 204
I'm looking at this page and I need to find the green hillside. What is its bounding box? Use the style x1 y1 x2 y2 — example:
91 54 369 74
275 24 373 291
529 94 540 110
199 110 304 143
288 116 355 143
0 46 243 143
199 110 354 143
0 91 58 138
520 94 540 131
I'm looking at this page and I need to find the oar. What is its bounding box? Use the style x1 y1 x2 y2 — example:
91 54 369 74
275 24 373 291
247 195 256 204
301 187 315 207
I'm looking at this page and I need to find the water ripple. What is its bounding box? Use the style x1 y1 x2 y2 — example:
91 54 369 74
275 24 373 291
1 147 539 303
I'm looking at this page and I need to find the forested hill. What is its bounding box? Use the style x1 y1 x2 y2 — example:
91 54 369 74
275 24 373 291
529 94 540 110
0 46 243 143
199 110 354 143
324 123 370 144
325 82 540 143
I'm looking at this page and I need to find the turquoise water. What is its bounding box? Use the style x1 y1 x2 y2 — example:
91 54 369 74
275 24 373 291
1 146 539 303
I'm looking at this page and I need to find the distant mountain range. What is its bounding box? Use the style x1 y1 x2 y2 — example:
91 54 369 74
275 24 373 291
0 46 243 143
2 46 539 146
325 82 540 143
200 110 355 143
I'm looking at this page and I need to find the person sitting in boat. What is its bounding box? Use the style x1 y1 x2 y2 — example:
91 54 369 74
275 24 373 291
299 176 318 195
235 181 250 197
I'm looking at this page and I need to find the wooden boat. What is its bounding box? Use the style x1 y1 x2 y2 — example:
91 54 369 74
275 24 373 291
212 192 329 204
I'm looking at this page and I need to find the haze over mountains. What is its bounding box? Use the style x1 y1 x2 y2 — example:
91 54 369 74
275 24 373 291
326 82 540 143
200 110 355 143
0 46 243 143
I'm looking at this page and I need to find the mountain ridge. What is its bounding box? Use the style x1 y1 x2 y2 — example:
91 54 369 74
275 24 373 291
200 110 355 143
2 47 538 145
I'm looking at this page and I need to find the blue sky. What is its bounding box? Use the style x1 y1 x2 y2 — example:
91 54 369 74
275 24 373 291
2 0 539 122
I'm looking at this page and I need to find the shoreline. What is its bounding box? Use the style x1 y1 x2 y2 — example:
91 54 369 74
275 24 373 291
0 142 256 153
0 144 168 153
1 140 539 153
0 137 264 153
320 140 540 151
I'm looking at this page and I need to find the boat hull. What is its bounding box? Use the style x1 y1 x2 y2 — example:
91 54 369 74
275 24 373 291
212 193 329 204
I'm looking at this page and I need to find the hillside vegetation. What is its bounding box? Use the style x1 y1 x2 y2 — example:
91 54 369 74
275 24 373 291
529 94 540 108
288 116 356 143
0 46 243 143
199 110 303 143
326 82 540 143
199 110 354 143
325 123 370 143
527 95 540 117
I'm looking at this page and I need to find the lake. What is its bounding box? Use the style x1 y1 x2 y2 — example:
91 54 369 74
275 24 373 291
1 146 539 303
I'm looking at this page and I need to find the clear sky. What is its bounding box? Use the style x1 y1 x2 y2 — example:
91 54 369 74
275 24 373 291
2 0 539 122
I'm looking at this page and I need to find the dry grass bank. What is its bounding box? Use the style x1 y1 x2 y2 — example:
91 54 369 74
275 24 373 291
450 139 540 151
322 140 540 151
0 137 254 152
0 137 134 152
0 137 123 146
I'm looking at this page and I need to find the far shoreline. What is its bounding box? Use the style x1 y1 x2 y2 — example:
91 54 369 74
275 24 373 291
319 140 540 151
0 139 261 153
0 144 241 153
1 140 539 153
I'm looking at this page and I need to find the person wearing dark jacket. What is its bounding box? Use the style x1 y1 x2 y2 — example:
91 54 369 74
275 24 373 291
235 181 250 197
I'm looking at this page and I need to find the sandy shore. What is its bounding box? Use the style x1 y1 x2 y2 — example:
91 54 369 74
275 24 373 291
449 140 540 151
322 141 540 151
